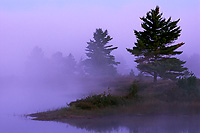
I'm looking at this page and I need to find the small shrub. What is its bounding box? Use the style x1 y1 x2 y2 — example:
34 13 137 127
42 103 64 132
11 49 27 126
160 74 200 102
68 93 124 110
126 82 138 98
68 85 139 110
75 102 97 110
177 73 199 96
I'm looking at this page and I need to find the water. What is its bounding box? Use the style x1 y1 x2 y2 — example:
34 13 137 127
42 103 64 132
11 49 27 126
0 80 89 133
1 81 200 133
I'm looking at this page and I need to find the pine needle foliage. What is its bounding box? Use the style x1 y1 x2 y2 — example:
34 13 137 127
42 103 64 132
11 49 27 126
127 6 187 82
85 28 120 76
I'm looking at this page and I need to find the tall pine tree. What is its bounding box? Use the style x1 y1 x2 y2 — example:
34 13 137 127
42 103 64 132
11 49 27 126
127 6 187 82
85 28 119 76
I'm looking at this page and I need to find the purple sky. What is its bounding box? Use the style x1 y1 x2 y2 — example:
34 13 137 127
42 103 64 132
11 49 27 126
0 0 200 75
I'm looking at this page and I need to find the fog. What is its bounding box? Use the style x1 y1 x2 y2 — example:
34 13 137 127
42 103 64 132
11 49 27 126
0 0 200 76
0 0 200 132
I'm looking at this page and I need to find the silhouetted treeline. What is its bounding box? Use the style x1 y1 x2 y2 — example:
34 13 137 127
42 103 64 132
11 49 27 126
25 29 121 83
24 23 199 84
25 46 83 83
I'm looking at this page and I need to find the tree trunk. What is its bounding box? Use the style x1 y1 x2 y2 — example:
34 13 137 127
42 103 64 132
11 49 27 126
154 72 157 83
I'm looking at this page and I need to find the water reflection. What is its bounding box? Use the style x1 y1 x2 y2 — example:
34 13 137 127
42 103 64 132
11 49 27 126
1 80 200 133
63 115 200 133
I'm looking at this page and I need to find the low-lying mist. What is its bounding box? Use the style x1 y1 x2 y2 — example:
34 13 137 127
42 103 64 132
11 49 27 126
0 45 131 115
0 31 199 116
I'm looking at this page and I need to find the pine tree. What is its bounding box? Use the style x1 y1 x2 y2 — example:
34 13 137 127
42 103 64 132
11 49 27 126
127 6 187 82
129 69 135 77
51 52 77 76
66 53 77 75
85 28 120 76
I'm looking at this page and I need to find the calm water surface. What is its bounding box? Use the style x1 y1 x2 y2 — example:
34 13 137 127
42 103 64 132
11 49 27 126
1 82 200 133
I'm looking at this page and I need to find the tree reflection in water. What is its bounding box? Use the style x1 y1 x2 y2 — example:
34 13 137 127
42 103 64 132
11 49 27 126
61 115 200 133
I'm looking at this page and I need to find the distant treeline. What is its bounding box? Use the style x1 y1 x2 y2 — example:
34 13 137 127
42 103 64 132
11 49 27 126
25 6 200 82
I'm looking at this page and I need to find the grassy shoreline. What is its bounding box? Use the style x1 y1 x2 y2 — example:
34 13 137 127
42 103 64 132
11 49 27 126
28 77 200 122
29 100 200 121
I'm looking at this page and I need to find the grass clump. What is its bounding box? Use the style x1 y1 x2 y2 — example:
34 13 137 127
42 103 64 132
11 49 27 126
68 83 139 110
68 91 124 110
69 93 124 110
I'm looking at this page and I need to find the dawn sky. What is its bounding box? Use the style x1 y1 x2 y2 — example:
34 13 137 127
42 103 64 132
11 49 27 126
0 0 199 74
1 2 200 133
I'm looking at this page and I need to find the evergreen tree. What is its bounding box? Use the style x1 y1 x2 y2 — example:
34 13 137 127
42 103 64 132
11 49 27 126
85 28 120 76
127 6 187 82
29 46 44 61
76 57 86 76
66 53 77 75
26 46 49 79
51 52 76 76
51 51 67 76
129 69 135 77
